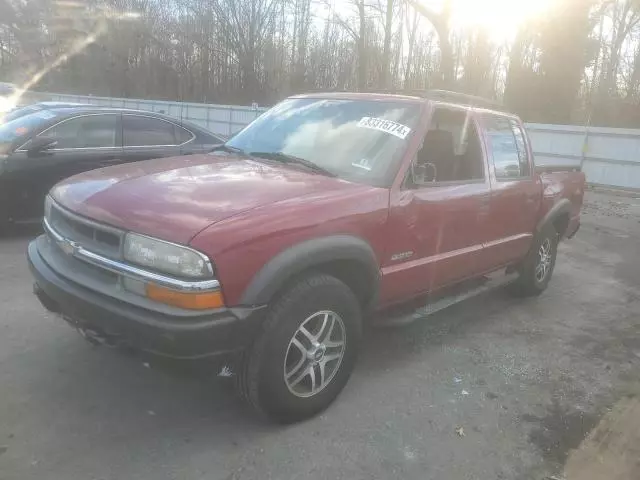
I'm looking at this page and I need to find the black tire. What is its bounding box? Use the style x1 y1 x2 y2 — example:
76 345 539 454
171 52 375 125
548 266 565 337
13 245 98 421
237 273 362 423
509 223 558 297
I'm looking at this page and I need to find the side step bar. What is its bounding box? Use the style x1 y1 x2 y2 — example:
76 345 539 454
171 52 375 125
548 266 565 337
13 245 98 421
375 270 518 327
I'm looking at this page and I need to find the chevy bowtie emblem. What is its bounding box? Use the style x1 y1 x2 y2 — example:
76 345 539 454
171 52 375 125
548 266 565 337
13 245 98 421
59 238 80 256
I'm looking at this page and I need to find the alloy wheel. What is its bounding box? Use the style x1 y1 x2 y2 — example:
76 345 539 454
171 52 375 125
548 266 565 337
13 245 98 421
535 238 552 282
283 310 346 398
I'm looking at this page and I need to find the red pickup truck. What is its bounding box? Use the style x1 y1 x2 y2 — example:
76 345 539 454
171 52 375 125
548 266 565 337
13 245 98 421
28 91 584 423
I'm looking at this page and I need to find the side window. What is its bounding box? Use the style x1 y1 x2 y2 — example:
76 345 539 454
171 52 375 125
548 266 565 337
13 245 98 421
123 116 178 147
510 121 531 177
175 125 194 144
40 115 117 149
485 115 527 179
410 108 485 185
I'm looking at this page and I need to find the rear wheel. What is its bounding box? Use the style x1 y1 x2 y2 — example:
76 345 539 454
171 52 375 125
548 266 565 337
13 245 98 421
509 223 558 297
237 274 362 423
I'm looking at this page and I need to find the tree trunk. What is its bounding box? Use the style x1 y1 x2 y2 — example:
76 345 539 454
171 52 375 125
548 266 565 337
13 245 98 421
504 27 528 107
409 0 454 88
404 7 419 88
381 0 394 88
357 0 366 91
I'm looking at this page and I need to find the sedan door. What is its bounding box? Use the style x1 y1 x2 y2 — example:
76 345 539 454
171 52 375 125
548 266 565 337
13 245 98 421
9 113 122 219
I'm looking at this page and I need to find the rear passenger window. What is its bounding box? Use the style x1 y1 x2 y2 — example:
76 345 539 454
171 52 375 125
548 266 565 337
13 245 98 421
485 116 530 179
175 125 194 144
123 115 177 146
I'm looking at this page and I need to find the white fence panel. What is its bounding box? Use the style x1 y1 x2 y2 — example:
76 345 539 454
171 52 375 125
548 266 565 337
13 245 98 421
526 123 640 190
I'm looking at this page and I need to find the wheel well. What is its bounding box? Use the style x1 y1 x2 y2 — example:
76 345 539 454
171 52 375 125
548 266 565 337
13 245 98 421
308 259 376 311
552 213 570 237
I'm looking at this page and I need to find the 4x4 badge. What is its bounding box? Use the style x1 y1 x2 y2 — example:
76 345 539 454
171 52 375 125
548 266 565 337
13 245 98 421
391 251 414 261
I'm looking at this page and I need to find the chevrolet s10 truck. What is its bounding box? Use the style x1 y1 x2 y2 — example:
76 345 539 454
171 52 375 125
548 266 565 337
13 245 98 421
28 91 585 423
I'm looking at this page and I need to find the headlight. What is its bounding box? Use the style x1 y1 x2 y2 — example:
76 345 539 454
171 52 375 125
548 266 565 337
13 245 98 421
123 233 213 279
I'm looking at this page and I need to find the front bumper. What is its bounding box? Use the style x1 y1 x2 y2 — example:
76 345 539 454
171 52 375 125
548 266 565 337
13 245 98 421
28 237 264 359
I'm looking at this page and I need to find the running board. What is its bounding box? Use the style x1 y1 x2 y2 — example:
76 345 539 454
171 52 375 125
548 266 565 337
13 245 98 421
375 270 518 327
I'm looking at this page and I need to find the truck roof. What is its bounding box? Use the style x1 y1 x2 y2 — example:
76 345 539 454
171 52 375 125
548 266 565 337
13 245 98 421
292 90 514 117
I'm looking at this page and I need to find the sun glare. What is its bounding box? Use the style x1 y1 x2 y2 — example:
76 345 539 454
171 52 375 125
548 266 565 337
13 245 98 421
448 0 554 42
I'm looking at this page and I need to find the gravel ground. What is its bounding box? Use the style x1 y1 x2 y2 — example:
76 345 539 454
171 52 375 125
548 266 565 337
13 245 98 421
1 189 639 480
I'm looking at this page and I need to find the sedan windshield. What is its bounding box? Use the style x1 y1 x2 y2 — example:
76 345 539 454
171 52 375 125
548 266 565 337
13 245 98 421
226 98 421 186
0 109 57 144
1 104 45 123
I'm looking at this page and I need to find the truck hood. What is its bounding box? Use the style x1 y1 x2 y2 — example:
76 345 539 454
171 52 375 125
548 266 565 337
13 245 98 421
51 153 367 244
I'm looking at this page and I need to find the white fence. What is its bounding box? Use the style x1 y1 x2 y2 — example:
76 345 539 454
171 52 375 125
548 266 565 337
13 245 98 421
26 91 640 190
527 123 640 190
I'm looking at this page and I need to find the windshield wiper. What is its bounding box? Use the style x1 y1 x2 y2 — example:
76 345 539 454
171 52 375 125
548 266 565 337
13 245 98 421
249 151 336 177
210 144 245 155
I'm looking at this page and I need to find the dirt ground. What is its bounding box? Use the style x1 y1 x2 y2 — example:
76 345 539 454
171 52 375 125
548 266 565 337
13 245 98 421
1 188 640 480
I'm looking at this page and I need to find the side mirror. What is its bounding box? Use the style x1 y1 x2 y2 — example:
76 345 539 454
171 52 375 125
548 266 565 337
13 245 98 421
27 137 58 155
412 162 437 185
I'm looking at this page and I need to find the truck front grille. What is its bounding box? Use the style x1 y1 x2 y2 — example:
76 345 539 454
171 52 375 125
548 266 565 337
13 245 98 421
48 202 124 259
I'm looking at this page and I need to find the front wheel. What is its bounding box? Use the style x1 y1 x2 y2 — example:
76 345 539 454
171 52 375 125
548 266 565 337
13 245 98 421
509 223 558 297
237 274 362 423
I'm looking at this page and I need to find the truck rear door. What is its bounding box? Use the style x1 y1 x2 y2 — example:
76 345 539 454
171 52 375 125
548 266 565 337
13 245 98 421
479 114 542 271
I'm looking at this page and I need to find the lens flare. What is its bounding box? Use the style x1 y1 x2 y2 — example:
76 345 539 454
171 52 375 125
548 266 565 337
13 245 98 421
2 8 139 111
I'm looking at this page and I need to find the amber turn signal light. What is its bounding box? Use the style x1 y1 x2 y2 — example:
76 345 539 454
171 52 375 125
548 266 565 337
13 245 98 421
145 283 225 310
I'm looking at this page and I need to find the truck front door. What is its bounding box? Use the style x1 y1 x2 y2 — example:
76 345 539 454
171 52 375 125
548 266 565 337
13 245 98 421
379 108 491 305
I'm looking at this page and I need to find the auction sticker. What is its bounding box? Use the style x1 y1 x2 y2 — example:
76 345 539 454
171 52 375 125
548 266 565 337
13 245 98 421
357 117 411 139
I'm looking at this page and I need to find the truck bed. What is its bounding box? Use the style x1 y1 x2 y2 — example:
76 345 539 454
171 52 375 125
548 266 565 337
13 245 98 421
539 169 585 238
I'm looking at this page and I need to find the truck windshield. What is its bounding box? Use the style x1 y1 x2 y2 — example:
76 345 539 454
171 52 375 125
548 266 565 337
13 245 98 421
226 98 421 186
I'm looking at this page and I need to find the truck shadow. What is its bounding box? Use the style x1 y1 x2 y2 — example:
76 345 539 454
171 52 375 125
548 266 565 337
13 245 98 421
2 282 554 479
23 286 522 429
16 284 520 433
359 288 520 373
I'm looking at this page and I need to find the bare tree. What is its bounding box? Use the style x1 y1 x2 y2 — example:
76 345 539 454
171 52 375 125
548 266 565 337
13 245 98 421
2 0 640 127
407 0 454 87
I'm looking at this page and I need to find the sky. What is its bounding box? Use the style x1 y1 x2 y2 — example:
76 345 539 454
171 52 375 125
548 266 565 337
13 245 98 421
444 0 555 42
323 0 556 44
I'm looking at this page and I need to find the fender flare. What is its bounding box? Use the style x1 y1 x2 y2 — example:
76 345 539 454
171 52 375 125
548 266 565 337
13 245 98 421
240 235 380 307
536 198 572 234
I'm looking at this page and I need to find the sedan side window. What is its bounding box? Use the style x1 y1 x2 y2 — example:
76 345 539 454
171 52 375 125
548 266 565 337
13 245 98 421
176 125 195 144
123 115 180 147
39 115 118 149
